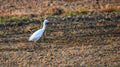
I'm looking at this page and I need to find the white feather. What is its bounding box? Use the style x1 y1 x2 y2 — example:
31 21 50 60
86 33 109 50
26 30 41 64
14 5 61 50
29 19 49 42
29 29 44 41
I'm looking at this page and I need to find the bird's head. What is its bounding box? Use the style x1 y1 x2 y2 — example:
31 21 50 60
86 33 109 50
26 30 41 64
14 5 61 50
44 19 49 24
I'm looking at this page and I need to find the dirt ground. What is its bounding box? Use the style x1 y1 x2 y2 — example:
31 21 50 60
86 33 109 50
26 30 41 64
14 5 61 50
0 15 120 67
0 0 120 67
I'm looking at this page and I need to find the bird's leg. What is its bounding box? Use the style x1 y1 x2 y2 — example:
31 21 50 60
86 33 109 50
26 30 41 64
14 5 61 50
34 41 37 50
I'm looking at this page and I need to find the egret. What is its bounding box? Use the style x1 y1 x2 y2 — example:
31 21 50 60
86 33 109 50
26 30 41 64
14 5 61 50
29 19 49 49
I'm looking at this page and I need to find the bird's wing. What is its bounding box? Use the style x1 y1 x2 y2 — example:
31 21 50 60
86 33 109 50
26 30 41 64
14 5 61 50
29 29 44 41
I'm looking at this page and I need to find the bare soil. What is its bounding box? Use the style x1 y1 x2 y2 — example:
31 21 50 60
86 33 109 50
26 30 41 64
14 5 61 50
0 15 120 67
0 0 120 67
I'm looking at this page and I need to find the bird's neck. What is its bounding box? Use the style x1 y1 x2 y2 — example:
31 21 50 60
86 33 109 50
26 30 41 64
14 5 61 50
42 22 46 30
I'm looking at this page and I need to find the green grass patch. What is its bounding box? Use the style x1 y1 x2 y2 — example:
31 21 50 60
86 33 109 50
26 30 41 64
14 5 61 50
9 16 19 22
0 16 9 24
0 31 4 35
0 16 30 24
20 16 29 21
60 7 89 17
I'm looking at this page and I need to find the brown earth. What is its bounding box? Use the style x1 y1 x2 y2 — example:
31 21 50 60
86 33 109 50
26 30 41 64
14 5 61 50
0 14 120 66
0 0 120 67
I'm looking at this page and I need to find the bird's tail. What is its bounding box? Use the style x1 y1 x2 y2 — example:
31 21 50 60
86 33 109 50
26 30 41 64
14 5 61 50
28 37 32 41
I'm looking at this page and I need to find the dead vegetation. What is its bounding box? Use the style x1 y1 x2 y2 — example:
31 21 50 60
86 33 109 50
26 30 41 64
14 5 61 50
0 15 120 66
0 0 120 17
0 0 120 67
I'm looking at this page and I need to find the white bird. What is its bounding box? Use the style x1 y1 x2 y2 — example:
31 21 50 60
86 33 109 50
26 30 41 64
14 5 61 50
29 19 49 43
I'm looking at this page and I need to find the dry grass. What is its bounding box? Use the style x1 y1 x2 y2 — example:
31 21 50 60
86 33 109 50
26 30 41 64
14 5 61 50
0 0 120 18
42 6 64 16
100 5 120 12
0 0 120 66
